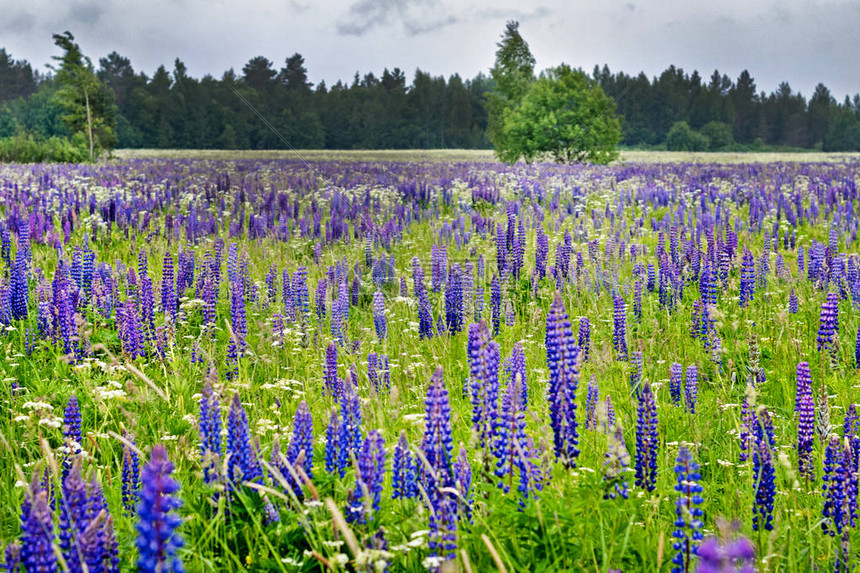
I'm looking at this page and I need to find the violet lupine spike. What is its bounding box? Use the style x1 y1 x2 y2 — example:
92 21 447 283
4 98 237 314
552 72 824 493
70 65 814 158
752 407 776 531
136 444 184 573
613 294 628 361
816 292 839 352
739 248 755 307
336 383 363 478
797 392 815 481
324 408 341 475
160 252 177 321
347 429 386 524
629 351 643 395
123 433 141 512
685 365 698 414
671 446 704 573
20 484 57 573
633 280 642 322
577 317 591 364
286 401 314 486
467 320 500 464
634 380 658 492
490 275 501 336
372 291 387 341
199 381 222 484
509 342 528 409
226 393 262 487
545 293 581 466
453 444 474 519
59 459 90 572
445 264 463 334
669 363 683 406
392 431 417 500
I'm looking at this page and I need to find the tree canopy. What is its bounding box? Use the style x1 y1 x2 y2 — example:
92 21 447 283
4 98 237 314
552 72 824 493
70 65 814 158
498 64 622 164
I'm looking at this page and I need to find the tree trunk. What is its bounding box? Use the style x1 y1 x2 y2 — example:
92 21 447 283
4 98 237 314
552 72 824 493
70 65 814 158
84 87 94 161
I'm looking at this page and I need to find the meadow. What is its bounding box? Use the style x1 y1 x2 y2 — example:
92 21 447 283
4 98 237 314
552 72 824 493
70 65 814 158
0 152 859 572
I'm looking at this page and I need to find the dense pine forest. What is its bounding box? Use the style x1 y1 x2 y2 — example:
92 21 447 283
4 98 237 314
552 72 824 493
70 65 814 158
1 47 859 151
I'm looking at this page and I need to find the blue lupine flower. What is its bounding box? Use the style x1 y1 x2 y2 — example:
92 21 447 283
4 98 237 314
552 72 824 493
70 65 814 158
123 433 141 512
392 431 417 500
671 446 704 573
347 429 385 524
337 382 363 478
226 393 262 486
545 293 580 466
635 381 658 492
467 320 500 463
136 444 184 573
685 365 698 414
372 291 387 341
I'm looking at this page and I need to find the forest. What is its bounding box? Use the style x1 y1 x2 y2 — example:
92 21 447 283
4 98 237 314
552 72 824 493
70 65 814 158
1 46 859 151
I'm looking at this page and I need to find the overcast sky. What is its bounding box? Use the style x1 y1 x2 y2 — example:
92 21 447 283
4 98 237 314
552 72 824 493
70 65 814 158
2 0 859 99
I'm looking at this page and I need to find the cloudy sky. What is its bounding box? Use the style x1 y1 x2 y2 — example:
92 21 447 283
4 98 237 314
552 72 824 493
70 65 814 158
2 0 859 99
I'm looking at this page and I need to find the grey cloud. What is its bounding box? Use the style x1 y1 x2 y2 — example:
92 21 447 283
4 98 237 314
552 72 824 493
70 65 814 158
67 0 107 26
0 10 36 33
337 0 458 36
475 6 552 22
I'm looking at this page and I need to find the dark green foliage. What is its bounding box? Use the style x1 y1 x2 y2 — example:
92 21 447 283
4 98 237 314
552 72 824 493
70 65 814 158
700 121 734 150
498 64 621 164
666 121 710 151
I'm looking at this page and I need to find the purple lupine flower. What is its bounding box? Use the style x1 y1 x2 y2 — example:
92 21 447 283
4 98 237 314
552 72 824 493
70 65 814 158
494 373 540 506
161 252 177 321
121 298 145 359
695 534 755 573
671 446 704 573
788 287 798 314
136 444 184 573
629 351 643 395
509 342 528 409
139 275 156 342
585 377 599 430
445 264 463 334
453 444 474 519
229 279 246 350
797 393 815 480
420 368 459 568
123 433 141 512
467 320 500 464
739 248 755 307
495 225 507 276
817 292 839 351
347 429 386 524
64 394 82 445
430 245 447 292
685 365 698 414
795 362 813 411
545 293 580 465
490 275 501 336
372 291 387 341
325 343 338 398
535 229 548 279
822 435 855 541
336 382 363 478
20 484 57 573
59 460 90 572
10 250 28 320
226 393 262 486
613 294 628 361
3 541 21 572
324 408 341 475
635 381 658 492
752 407 776 531
292 267 309 316
418 289 434 340
199 382 222 484
421 367 455 499
670 363 683 406
577 317 591 364
284 400 314 490
392 431 417 500
315 279 327 321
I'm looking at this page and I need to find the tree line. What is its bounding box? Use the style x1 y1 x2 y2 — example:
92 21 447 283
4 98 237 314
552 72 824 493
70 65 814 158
1 37 859 153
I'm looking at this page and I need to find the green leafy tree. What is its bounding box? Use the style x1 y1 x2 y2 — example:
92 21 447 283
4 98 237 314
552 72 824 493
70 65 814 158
498 64 621 164
51 31 116 159
700 121 734 150
486 21 535 149
666 121 709 151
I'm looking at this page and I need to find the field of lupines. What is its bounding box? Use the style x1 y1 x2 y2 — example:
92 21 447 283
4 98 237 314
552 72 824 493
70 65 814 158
0 155 859 572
